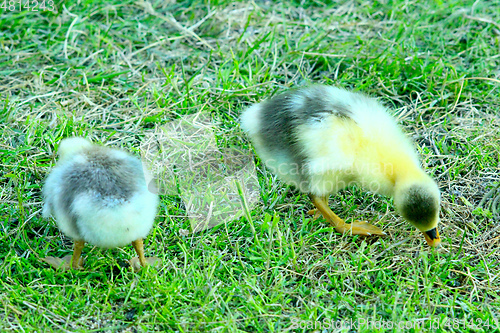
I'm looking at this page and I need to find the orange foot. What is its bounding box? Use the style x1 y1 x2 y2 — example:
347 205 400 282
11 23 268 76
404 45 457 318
129 256 162 272
309 195 386 237
307 208 322 219
337 220 386 236
41 255 84 270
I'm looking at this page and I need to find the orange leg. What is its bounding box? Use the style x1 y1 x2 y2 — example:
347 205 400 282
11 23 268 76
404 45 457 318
309 194 385 236
130 238 161 271
132 238 147 267
41 240 84 270
71 240 85 269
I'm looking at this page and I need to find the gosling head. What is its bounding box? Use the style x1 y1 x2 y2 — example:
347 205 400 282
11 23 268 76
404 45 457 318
57 137 93 160
394 180 441 247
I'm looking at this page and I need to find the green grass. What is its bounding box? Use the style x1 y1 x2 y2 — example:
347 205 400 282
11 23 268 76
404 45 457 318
1 0 500 331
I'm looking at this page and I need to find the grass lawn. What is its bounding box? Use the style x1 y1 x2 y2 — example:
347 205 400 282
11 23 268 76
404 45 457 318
1 0 500 331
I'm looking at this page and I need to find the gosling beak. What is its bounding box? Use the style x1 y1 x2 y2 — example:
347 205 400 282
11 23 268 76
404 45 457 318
422 228 441 247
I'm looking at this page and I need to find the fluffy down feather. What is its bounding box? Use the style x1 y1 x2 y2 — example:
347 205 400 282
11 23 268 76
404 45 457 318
43 138 158 248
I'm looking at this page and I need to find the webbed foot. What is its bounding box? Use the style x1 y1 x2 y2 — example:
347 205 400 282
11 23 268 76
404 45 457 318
309 195 385 237
129 256 161 272
41 254 84 270
338 220 386 236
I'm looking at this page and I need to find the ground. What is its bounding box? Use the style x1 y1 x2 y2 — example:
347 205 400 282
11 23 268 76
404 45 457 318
0 0 499 332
